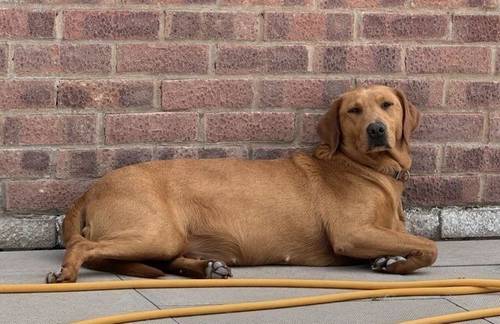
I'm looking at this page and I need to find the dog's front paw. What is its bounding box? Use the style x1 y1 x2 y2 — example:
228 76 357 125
371 256 407 273
205 260 232 279
46 269 63 283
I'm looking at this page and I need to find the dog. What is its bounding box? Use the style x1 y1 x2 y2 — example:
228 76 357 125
46 85 437 283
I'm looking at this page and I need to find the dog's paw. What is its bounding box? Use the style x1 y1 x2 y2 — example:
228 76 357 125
371 256 407 273
205 260 233 279
46 269 63 284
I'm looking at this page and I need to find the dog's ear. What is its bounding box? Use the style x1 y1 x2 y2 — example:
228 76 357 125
393 88 421 145
317 97 342 158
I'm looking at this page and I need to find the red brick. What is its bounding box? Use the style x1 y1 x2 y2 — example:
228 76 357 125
258 79 351 109
406 47 491 74
117 44 208 74
362 14 447 40
58 81 154 109
0 9 55 39
125 0 215 4
23 0 115 3
13 44 111 75
410 0 497 8
105 112 198 144
166 12 258 41
162 80 253 111
356 79 443 109
3 115 96 145
56 148 156 178
198 147 248 159
205 112 295 142
64 10 159 40
252 147 305 159
98 147 154 173
411 144 439 174
491 115 500 141
320 0 404 9
405 176 480 206
0 149 52 178
56 149 98 178
314 45 401 73
220 0 312 6
156 146 198 159
413 113 483 143
484 175 500 204
0 81 55 110
301 113 321 144
447 81 500 111
444 145 500 172
156 146 248 159
453 15 500 43
216 45 308 74
5 180 93 212
264 13 352 41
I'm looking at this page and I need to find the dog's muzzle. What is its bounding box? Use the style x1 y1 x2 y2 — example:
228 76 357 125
367 122 388 148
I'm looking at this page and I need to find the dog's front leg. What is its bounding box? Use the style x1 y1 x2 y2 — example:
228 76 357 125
331 225 437 274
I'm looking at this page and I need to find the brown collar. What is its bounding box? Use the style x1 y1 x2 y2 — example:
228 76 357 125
393 170 411 182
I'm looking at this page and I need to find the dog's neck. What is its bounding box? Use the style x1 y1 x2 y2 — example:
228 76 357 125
314 143 412 182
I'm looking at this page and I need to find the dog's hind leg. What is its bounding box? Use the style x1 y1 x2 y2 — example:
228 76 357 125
46 235 184 283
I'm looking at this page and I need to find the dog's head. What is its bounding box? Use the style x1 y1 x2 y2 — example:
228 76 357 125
317 85 421 171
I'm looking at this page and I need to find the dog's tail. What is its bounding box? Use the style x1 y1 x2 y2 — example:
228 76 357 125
62 193 88 245
83 259 165 278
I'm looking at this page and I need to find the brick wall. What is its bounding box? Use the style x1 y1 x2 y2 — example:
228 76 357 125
0 0 499 223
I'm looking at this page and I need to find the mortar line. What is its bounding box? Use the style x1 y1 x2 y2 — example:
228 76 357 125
0 4 499 15
158 10 166 41
353 11 360 41
479 173 486 203
444 297 494 324
6 42 13 77
110 44 117 74
55 10 63 40
491 47 496 75
134 288 162 310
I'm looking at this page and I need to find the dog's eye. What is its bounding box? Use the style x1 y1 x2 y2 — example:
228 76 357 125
381 101 393 110
348 107 362 114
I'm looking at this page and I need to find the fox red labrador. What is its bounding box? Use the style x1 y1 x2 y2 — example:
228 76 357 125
47 85 437 283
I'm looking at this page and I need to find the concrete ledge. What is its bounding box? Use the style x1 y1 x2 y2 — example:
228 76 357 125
1 207 499 250
405 207 441 240
441 207 500 239
0 216 57 250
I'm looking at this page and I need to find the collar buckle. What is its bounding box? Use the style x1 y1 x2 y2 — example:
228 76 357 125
394 170 410 182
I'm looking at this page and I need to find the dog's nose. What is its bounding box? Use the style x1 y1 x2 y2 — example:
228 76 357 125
367 122 386 139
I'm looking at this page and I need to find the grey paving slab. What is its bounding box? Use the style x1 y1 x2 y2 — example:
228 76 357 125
139 285 348 307
448 294 500 324
0 249 64 272
168 298 485 324
0 290 171 324
434 240 500 266
132 265 500 307
0 241 499 324
0 249 118 283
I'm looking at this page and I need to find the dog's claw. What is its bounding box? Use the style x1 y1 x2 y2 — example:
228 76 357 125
206 260 232 279
371 256 407 272
46 270 62 283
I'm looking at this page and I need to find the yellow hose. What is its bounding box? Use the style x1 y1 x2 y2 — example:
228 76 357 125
0 278 498 324
402 306 500 324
